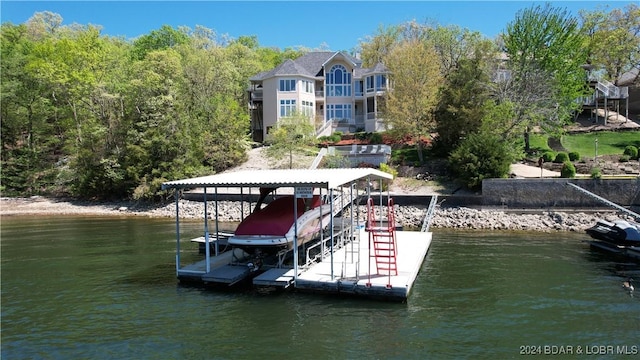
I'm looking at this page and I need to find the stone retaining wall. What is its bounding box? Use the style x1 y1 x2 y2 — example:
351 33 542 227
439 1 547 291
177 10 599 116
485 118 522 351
482 178 640 209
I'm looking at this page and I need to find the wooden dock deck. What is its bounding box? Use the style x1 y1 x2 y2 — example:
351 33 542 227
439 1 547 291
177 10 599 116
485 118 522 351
294 229 432 301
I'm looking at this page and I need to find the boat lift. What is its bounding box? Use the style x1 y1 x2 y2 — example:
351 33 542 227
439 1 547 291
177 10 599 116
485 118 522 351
161 168 394 287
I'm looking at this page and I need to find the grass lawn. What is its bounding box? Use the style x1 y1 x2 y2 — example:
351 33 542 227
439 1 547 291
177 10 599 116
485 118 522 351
528 134 552 153
561 131 640 157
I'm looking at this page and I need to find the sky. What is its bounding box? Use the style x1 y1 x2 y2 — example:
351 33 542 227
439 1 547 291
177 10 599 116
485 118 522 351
0 1 632 51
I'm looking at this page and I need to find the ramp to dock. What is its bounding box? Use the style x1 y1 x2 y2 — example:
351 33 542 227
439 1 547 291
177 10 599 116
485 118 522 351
567 182 640 220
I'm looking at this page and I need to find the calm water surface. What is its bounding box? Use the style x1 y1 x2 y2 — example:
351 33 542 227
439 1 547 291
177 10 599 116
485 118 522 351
2 216 639 359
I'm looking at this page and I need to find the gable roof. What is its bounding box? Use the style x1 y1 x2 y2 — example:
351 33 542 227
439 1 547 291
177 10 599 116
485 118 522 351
250 51 375 82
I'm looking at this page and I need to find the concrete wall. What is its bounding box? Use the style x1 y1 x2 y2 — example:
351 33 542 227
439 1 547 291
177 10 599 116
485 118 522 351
482 178 640 209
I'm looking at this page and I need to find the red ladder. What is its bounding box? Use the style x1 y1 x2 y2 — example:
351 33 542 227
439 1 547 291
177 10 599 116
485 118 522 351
366 197 398 288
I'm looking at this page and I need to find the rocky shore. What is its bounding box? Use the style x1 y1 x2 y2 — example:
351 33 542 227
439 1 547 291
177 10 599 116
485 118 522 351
2 196 631 233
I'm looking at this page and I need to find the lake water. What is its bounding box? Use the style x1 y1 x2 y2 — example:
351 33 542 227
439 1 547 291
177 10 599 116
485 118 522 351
2 216 639 359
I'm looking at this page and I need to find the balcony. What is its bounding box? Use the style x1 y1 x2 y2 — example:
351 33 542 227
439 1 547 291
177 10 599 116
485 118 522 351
250 90 263 101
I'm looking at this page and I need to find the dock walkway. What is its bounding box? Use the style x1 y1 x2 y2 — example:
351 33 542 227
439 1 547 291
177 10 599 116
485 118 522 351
294 229 432 301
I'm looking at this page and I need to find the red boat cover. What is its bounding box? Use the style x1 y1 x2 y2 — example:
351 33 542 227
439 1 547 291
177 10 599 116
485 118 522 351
235 195 321 236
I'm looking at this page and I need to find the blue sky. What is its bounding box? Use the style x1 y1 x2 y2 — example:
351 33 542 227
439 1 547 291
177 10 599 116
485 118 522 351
0 1 631 51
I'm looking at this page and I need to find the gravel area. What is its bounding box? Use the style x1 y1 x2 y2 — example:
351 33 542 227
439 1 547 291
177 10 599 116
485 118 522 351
2 145 633 232
2 196 629 233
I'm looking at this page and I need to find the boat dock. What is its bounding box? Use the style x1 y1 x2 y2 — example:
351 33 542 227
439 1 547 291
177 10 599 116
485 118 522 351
161 168 435 301
294 228 431 300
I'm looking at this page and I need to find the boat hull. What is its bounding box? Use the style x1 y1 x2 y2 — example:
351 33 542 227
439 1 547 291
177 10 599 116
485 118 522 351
585 219 640 247
229 204 333 254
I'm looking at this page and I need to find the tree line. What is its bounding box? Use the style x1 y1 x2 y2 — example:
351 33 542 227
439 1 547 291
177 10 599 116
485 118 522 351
1 12 305 200
1 4 638 198
359 3 638 188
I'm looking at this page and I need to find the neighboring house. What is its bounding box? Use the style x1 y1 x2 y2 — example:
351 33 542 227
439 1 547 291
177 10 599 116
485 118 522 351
248 51 389 143
580 64 633 124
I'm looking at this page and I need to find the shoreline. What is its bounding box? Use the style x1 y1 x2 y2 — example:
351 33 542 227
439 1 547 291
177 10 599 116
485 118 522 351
1 196 629 233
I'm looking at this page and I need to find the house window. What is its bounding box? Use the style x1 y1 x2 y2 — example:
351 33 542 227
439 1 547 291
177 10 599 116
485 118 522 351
375 74 386 90
327 104 352 120
301 100 314 117
279 79 296 92
326 64 351 97
355 81 363 96
366 76 374 92
280 99 296 117
303 80 313 93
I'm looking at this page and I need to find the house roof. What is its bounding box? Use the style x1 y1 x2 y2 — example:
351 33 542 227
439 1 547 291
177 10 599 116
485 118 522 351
162 168 393 190
250 51 377 82
358 62 388 77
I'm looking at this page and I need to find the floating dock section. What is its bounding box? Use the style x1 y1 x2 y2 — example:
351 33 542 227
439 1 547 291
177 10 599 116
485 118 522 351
295 229 431 300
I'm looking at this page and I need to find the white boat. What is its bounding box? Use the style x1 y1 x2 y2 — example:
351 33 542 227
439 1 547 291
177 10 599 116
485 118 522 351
228 188 335 253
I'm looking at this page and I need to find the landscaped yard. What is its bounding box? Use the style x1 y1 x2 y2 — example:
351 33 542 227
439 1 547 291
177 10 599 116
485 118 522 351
529 131 640 158
561 131 640 157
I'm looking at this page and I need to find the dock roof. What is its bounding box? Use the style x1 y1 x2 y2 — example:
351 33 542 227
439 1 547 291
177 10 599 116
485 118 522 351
162 168 393 190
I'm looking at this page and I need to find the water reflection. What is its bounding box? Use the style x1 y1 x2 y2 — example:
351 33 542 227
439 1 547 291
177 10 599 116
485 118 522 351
1 218 639 359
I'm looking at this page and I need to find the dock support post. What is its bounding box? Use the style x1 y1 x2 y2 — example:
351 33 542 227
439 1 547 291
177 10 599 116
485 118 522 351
174 191 181 276
204 187 210 273
293 190 299 283
214 187 219 256
330 188 335 280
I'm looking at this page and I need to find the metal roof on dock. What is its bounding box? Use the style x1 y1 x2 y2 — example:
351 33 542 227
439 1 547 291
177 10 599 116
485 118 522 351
162 168 393 190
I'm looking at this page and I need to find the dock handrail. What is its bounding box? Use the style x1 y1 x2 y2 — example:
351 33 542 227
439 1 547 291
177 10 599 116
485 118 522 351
566 182 640 220
421 195 439 232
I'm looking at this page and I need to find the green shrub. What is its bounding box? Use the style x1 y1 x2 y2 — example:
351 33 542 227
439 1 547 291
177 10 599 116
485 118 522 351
554 152 569 163
568 151 580 161
369 132 383 144
379 163 398 191
322 155 350 168
560 161 576 178
623 145 638 159
590 167 602 179
542 151 555 162
619 154 631 162
448 131 515 189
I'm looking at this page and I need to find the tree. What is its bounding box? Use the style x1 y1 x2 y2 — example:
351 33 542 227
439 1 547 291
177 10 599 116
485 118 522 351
503 3 589 151
24 11 62 40
426 24 494 79
580 4 640 85
382 39 442 163
265 112 317 169
448 130 517 189
434 54 494 154
358 24 401 67
0 23 59 194
131 25 189 60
